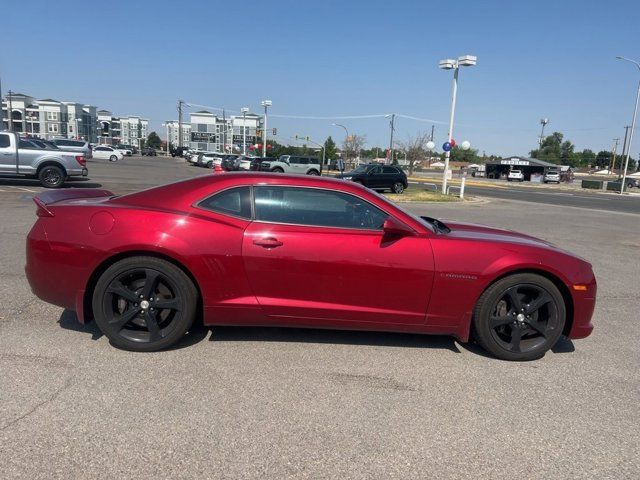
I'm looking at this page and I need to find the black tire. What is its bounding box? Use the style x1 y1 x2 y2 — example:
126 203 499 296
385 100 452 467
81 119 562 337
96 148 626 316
92 256 198 352
307 169 320 175
207 161 213 168
392 182 404 194
109 155 118 162
38 165 66 188
472 273 565 361
271 167 284 173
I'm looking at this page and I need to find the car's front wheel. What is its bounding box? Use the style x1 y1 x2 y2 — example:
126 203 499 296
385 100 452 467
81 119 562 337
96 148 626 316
392 182 405 194
92 256 198 352
39 165 66 188
109 155 118 162
271 167 284 173
472 273 565 361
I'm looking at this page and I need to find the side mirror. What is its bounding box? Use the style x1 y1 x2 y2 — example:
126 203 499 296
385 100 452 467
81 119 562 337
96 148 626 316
383 217 414 236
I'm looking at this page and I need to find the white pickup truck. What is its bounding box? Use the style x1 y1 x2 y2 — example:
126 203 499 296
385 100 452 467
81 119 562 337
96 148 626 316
0 131 88 188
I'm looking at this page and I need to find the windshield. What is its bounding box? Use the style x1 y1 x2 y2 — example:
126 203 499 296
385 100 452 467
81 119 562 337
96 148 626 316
351 165 374 174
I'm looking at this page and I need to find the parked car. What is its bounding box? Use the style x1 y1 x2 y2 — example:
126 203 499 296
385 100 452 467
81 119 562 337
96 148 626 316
92 146 124 162
171 146 189 158
237 156 252 171
114 145 133 156
543 171 561 184
508 169 524 182
198 152 224 168
0 131 87 187
341 164 408 194
25 173 596 360
260 155 321 175
141 147 157 156
52 138 93 159
617 176 640 189
249 157 271 171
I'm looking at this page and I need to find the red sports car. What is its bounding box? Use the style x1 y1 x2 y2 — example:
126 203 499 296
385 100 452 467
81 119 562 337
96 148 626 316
25 173 596 360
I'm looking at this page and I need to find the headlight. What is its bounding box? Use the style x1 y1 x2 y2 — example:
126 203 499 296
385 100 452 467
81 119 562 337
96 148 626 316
343 176 353 180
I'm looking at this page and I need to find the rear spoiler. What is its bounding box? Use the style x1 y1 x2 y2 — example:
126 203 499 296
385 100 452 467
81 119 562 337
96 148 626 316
33 188 114 217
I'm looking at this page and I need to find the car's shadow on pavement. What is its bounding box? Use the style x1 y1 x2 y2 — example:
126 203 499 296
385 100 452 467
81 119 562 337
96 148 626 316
207 326 462 353
0 178 103 189
57 310 209 351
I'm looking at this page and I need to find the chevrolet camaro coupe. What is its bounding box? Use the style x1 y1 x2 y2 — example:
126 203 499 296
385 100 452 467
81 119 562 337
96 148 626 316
25 173 596 360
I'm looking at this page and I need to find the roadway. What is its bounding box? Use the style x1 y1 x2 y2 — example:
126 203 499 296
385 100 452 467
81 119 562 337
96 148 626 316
407 178 640 215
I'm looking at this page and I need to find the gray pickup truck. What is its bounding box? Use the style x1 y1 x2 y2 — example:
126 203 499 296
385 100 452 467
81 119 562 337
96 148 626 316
0 131 88 188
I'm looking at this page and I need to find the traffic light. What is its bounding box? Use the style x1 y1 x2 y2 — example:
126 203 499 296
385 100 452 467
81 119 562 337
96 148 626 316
272 128 277 135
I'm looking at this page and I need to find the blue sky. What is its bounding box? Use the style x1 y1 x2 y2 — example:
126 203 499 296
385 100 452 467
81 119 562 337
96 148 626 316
2 0 639 156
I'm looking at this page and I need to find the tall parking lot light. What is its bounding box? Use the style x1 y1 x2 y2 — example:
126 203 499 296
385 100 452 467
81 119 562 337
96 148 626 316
439 55 476 194
261 100 272 157
332 123 349 166
241 107 249 155
616 56 640 191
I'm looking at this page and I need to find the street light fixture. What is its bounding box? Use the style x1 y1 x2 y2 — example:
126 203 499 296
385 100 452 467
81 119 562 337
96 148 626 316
261 100 272 157
539 118 549 147
616 56 640 192
332 123 349 166
438 54 477 194
241 107 249 155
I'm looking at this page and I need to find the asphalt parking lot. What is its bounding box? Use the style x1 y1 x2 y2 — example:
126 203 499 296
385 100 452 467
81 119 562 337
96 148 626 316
1 157 639 479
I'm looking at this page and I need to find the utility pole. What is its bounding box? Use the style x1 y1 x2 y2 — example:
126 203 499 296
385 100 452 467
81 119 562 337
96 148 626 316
539 118 549 148
619 125 631 173
430 124 435 141
8 90 13 132
609 138 619 173
388 113 395 164
177 100 184 149
241 107 249 155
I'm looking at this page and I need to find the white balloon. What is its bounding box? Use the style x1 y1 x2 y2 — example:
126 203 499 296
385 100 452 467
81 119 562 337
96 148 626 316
426 141 436 151
461 140 471 150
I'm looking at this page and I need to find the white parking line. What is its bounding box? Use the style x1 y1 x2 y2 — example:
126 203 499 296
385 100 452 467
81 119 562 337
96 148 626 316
14 187 37 192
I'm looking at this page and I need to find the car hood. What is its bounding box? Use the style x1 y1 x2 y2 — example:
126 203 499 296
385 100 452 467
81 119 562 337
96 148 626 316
440 220 558 250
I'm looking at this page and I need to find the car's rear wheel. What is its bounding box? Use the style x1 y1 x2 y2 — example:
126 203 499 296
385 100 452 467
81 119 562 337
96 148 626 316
92 257 198 352
307 169 320 175
392 182 404 194
109 155 118 162
473 273 565 361
39 165 66 188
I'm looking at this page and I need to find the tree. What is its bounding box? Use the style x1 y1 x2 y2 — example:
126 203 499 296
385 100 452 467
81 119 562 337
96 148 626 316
323 136 337 162
398 131 430 175
447 145 480 164
579 149 596 167
530 131 564 163
147 131 162 149
342 134 366 164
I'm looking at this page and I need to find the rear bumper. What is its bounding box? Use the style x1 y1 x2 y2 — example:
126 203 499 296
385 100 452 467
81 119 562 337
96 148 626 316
67 167 88 177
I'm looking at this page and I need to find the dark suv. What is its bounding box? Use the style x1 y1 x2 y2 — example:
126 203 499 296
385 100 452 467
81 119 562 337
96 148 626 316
341 164 408 193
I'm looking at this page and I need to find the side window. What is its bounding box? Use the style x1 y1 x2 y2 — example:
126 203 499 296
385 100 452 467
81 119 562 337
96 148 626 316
254 186 388 230
198 186 252 219
369 165 382 174
0 134 11 148
19 140 37 149
382 166 397 174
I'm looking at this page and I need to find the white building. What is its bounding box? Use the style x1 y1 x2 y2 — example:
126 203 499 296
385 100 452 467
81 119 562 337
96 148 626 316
1 92 98 142
165 110 261 153
165 121 191 148
119 116 148 148
97 111 148 146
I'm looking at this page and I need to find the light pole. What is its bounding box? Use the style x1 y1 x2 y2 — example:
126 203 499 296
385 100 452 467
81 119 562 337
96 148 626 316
75 117 82 140
162 122 171 156
539 118 549 147
332 123 349 167
616 56 640 190
261 100 272 157
241 107 249 155
438 55 477 194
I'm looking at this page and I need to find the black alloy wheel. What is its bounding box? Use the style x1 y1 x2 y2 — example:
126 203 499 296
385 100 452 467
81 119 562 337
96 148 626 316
39 165 65 188
109 155 118 162
93 257 198 351
473 273 565 361
392 182 405 194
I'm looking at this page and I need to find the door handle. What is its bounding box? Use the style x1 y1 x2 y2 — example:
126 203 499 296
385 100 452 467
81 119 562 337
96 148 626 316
253 237 283 248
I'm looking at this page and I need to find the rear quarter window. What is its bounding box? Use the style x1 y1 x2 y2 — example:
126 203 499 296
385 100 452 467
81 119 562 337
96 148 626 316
0 134 11 148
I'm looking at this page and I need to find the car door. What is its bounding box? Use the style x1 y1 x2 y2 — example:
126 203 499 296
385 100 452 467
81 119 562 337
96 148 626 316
0 133 17 173
364 165 383 188
242 186 434 325
381 166 401 189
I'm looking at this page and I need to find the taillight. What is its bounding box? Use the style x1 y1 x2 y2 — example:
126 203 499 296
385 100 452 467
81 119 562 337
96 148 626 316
75 155 86 166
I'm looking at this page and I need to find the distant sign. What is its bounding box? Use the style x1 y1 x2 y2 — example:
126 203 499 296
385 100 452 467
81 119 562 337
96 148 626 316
501 158 530 166
191 132 216 143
